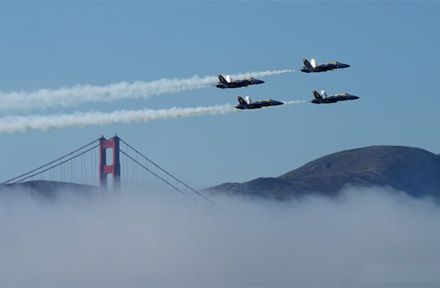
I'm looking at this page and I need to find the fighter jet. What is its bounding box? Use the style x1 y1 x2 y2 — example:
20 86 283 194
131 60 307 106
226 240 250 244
216 74 264 89
235 96 283 110
301 58 350 73
311 90 359 104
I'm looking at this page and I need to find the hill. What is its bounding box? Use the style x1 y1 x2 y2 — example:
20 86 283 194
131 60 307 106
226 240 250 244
207 146 440 200
0 180 98 200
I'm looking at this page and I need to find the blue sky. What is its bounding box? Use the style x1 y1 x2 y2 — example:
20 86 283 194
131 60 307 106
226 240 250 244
0 1 439 189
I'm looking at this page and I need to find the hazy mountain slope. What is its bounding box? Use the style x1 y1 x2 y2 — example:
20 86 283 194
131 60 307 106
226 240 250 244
0 180 98 200
207 146 440 200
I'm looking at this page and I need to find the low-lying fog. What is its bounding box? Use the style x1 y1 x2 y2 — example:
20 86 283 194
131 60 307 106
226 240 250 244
1 186 440 287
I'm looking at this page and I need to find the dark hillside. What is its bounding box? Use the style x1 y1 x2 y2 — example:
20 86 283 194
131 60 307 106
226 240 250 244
207 146 440 200
0 180 98 200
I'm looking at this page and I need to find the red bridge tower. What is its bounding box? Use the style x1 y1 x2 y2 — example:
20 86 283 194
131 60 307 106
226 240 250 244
99 135 121 194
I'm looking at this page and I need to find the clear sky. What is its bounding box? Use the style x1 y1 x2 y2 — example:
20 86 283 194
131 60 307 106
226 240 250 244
0 1 439 189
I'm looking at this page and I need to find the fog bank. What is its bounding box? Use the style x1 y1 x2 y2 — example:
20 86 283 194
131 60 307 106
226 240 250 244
1 186 439 287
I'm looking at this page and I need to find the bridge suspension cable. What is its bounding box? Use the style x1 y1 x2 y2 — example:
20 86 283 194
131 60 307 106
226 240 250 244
120 150 198 202
1 135 219 208
119 138 219 207
0 138 100 185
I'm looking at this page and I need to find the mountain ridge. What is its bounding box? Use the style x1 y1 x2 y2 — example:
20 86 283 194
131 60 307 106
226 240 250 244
2 146 439 202
0 180 98 200
207 145 440 200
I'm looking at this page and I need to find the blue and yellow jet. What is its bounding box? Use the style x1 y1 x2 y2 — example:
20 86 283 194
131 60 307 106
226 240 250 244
301 58 350 73
216 74 264 89
235 96 283 110
311 90 359 104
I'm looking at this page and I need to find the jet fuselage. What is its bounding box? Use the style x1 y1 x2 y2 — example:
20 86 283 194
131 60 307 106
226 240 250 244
236 96 283 110
216 74 264 89
312 93 359 104
301 59 350 73
216 79 264 89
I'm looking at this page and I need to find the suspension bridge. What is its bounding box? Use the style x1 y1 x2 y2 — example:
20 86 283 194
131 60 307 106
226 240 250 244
0 135 217 206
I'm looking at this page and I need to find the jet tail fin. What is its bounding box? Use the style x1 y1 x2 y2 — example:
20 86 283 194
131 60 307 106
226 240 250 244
320 90 327 97
312 90 323 100
237 96 247 106
310 58 317 68
218 74 228 84
302 58 312 69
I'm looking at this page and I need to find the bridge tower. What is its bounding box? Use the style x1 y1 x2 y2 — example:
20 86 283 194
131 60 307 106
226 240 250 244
99 135 121 194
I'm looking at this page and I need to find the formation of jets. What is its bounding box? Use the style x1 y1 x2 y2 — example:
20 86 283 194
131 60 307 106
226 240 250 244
215 58 358 110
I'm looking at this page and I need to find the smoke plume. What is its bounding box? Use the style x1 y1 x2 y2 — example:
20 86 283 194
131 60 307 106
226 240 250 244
0 100 306 134
0 104 237 134
0 70 295 113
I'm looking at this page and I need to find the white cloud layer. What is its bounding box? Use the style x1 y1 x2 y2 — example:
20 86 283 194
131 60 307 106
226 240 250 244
1 186 439 287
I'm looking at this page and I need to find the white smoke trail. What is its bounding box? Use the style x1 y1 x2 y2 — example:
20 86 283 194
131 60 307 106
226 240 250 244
0 104 237 134
284 100 310 105
0 70 295 113
0 97 308 134
230 69 295 80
